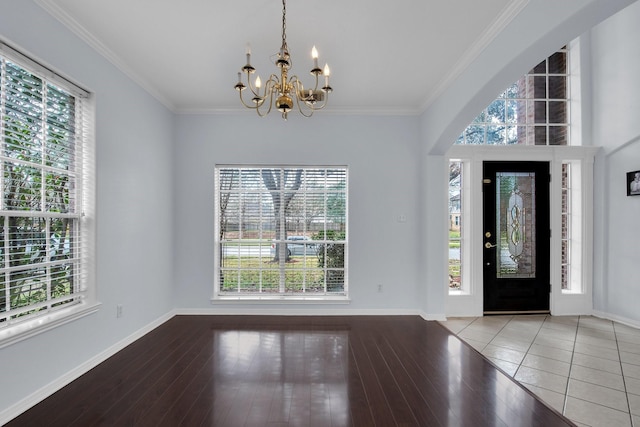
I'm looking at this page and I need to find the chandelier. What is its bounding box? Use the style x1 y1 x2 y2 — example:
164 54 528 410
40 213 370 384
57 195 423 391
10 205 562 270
234 0 332 120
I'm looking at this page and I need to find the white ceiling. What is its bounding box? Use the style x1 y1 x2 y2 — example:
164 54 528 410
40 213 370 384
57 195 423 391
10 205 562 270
37 0 526 114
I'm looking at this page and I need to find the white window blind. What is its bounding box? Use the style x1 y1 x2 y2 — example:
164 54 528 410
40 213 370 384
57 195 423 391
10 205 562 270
0 42 93 330
215 166 348 297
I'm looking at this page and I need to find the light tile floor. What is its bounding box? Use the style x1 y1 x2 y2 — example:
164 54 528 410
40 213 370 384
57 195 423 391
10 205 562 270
439 315 640 427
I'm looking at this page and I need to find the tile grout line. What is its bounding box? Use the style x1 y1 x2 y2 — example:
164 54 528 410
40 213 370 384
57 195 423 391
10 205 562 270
511 315 548 382
613 321 636 427
485 315 515 355
460 316 491 352
561 315 581 418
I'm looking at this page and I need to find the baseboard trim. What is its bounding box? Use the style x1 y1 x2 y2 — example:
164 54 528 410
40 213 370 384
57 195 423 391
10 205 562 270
0 310 177 426
176 307 441 319
591 310 640 330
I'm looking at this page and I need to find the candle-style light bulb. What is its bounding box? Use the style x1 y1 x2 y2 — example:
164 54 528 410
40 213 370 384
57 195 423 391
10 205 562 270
311 46 319 69
255 75 262 89
245 43 251 65
323 64 330 88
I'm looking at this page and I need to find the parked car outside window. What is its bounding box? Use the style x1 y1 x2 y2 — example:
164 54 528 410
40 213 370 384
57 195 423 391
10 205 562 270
270 236 318 257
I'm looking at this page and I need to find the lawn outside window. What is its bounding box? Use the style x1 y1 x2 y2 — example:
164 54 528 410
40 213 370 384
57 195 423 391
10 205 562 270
214 166 347 300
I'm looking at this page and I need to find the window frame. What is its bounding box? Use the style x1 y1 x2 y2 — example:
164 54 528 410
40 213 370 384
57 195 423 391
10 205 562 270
456 47 570 146
213 165 349 302
560 159 584 294
445 146 596 317
0 42 96 348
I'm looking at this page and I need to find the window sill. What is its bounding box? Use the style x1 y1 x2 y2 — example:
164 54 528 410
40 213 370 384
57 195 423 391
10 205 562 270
0 301 101 349
213 294 350 304
448 290 471 296
561 290 585 295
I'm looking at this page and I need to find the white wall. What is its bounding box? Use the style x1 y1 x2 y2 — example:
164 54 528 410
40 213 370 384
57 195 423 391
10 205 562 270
2 0 640 422
590 1 640 325
0 0 175 417
173 114 424 314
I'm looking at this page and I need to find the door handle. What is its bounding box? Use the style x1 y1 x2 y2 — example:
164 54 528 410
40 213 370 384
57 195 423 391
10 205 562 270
485 242 497 249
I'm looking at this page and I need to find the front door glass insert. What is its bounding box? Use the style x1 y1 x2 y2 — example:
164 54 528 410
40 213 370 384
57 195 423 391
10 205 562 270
495 172 536 279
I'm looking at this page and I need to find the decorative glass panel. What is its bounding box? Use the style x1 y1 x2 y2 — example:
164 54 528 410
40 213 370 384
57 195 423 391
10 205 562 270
495 172 536 278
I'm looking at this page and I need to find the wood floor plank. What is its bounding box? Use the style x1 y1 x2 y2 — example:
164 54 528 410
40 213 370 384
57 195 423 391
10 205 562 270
358 325 421 426
6 316 576 427
18 316 196 427
123 330 216 426
343 330 375 426
375 325 450 426
70 318 211 426
346 323 401 426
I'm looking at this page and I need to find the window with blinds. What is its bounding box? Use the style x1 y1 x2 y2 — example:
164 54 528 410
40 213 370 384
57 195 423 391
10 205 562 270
215 166 347 298
0 43 93 332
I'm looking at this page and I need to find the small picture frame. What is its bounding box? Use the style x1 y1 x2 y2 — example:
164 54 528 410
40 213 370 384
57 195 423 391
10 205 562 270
627 170 640 196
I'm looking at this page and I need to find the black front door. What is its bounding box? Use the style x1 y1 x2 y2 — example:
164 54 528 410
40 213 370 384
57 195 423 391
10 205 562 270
483 161 550 314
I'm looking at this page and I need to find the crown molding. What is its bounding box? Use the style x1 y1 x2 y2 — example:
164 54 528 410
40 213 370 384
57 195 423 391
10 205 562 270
35 0 177 112
419 0 530 113
176 106 423 116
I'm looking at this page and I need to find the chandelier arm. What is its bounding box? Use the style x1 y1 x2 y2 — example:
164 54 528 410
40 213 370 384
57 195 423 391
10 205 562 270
244 73 280 103
238 86 267 110
293 93 314 117
299 94 329 112
255 81 277 117
290 75 322 104
308 73 320 92
238 90 259 109
266 74 282 86
289 76 309 103
238 76 277 110
288 76 303 99
295 75 310 91
310 98 329 110
265 77 279 100
303 93 329 111
289 77 328 111
289 79 316 116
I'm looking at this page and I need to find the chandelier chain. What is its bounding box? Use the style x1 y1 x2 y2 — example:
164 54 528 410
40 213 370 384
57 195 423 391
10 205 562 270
281 0 287 48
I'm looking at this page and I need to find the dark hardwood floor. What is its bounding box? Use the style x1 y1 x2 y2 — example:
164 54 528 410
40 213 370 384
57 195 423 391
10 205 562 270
7 316 576 426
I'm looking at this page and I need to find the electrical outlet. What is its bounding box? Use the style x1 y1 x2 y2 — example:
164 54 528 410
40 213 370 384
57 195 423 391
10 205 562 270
116 304 123 318
377 284 383 292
